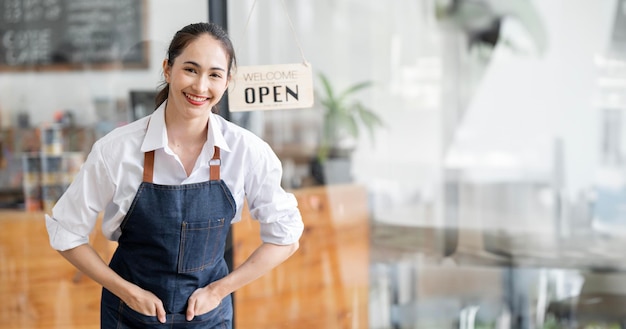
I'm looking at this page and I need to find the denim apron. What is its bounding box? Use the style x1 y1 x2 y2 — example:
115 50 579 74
101 147 235 328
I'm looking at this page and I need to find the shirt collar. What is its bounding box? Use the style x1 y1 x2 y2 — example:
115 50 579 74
208 111 231 153
140 101 231 153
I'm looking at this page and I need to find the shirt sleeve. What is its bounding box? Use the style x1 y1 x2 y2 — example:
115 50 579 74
244 142 304 245
45 140 116 251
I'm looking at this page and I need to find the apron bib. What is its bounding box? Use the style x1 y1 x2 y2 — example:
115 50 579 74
101 147 236 329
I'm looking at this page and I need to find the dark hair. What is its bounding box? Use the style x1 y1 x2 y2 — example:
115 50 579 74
155 22 237 112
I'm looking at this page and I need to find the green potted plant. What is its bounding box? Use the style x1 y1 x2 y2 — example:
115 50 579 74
312 72 384 184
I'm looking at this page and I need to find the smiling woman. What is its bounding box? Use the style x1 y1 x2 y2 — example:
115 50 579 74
160 32 234 175
44 22 303 329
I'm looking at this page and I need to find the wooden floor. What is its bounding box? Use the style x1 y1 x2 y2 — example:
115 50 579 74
0 184 370 329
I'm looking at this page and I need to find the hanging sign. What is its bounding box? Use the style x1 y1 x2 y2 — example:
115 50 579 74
228 62 314 112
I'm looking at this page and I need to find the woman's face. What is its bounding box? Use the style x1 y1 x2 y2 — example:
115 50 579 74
163 34 230 120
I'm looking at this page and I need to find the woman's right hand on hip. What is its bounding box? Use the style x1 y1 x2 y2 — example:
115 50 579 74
122 286 167 323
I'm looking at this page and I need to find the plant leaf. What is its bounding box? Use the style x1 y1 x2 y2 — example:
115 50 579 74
318 73 335 101
355 103 384 143
337 81 373 104
344 114 359 139
356 103 384 128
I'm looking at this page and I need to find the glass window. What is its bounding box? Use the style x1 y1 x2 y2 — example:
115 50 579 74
229 0 626 328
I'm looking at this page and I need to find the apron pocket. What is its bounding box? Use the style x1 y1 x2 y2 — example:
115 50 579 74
178 218 226 273
110 290 232 328
119 302 163 325
119 303 226 327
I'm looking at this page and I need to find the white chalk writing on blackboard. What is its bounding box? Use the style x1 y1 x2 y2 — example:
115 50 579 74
0 0 147 70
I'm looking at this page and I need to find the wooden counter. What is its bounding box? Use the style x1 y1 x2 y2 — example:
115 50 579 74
0 183 371 329
234 184 370 329
0 211 108 329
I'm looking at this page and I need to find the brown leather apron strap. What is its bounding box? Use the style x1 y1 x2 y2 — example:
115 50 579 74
143 151 155 183
210 146 221 181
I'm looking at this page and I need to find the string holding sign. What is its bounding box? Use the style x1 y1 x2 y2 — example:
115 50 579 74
228 0 314 112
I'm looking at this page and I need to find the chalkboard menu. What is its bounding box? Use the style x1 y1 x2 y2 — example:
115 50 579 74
0 0 148 71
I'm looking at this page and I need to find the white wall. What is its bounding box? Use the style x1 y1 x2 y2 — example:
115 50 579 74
0 0 208 127
445 0 618 195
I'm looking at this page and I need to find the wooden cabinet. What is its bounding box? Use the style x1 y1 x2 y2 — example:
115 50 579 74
233 184 370 328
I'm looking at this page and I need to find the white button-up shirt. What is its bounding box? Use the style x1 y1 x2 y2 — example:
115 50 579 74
46 102 303 251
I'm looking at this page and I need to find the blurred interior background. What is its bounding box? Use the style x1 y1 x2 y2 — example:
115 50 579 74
2 0 626 328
